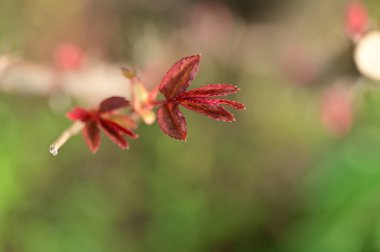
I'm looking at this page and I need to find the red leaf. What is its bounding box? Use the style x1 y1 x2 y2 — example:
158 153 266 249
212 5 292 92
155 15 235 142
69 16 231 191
101 118 138 139
159 55 200 99
99 96 129 113
83 121 100 153
157 103 187 140
67 107 91 122
180 99 235 122
179 84 240 98
210 99 246 110
108 114 138 129
99 119 129 149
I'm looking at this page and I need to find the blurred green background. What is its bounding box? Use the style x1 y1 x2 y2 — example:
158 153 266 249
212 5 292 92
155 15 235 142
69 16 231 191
1 0 380 251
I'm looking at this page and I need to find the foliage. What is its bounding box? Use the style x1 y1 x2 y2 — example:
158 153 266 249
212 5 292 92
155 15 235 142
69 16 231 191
61 55 244 152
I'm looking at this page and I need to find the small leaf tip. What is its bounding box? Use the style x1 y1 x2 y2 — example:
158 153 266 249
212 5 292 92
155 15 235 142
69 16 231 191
189 54 201 60
121 67 137 79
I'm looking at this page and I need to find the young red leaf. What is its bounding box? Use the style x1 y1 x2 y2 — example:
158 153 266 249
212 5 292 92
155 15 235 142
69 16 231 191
208 99 246 110
179 84 240 98
99 119 129 149
101 118 138 139
157 103 187 140
99 96 129 113
62 96 138 153
159 55 200 99
108 114 138 129
83 121 100 153
67 107 91 122
179 99 235 122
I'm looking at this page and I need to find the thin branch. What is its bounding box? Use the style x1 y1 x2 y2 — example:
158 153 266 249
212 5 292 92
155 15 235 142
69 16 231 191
49 121 84 156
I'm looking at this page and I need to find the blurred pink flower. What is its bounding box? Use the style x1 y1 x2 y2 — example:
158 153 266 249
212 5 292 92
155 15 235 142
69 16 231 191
186 2 234 52
54 43 84 71
321 88 353 136
280 46 317 86
346 0 368 40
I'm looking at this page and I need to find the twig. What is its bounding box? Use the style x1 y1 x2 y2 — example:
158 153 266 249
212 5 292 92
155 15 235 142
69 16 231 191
49 121 84 156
